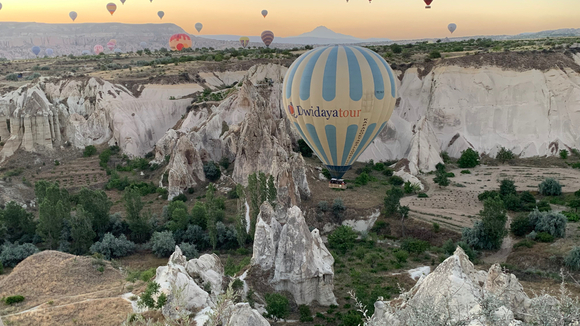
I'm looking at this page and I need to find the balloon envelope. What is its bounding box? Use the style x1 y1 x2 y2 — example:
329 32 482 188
448 23 457 34
82 50 91 55
114 48 122 53
106 3 117 15
69 11 77 21
94 45 104 54
424 0 433 7
169 34 192 51
195 23 203 33
120 0 126 4
261 10 268 18
31 46 41 56
158 11 164 19
0 3 2 10
107 42 115 51
239 37 250 49
282 45 397 179
140 42 148 48
46 48 54 56
261 30 274 47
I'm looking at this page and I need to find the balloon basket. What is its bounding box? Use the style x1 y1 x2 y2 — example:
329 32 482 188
329 178 347 190
425 5 431 8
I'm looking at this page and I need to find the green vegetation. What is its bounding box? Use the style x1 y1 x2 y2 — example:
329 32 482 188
539 178 562 196
560 149 569 159
264 293 289 319
328 225 358 254
4 295 25 305
496 147 515 163
297 139 313 157
137 282 166 310
83 145 97 157
457 148 480 168
462 196 507 250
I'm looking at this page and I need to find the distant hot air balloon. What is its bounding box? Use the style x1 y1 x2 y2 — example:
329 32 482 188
0 3 3 10
282 45 397 181
140 41 148 48
239 37 250 49
120 0 126 4
195 23 203 33
46 48 54 56
424 0 433 8
107 41 116 51
261 30 274 48
109 39 117 45
169 34 192 51
114 48 122 53
82 50 91 55
158 11 164 19
94 44 104 54
69 11 77 21
31 46 41 56
106 3 117 15
261 10 268 18
448 23 457 34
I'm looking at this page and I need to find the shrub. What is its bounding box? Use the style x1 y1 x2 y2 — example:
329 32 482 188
529 209 567 238
373 162 385 171
203 161 221 182
371 220 390 234
404 181 421 194
536 232 554 243
401 238 430 255
520 191 536 204
90 233 136 260
264 293 289 319
172 193 187 202
5 73 18 81
510 214 533 236
178 242 199 259
355 172 371 186
462 197 507 250
318 201 329 212
383 169 394 177
513 239 535 249
297 139 313 157
179 224 210 250
433 223 440 233
219 157 230 170
539 178 562 196
440 151 450 163
560 149 569 159
565 247 580 270
332 198 346 220
5 295 25 305
429 50 442 59
503 194 522 211
389 175 404 186
151 231 176 258
460 170 471 174
417 192 428 198
496 147 515 163
137 281 165 310
458 148 480 168
394 250 409 263
0 242 39 268
0 261 3 274
299 304 314 322
328 225 358 254
562 211 580 222
321 168 331 179
83 145 97 157
499 179 517 198
478 190 500 202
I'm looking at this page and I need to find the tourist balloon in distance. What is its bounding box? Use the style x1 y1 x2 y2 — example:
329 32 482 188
239 37 249 49
46 48 54 56
106 3 117 15
261 31 274 47
169 34 192 51
282 45 397 180
261 10 268 18
195 23 203 33
94 44 104 54
120 0 126 4
424 0 433 8
140 42 148 48
448 23 457 34
31 46 41 56
158 11 164 19
69 11 77 21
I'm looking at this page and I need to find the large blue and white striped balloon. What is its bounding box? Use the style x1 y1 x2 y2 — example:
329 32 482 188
283 45 397 179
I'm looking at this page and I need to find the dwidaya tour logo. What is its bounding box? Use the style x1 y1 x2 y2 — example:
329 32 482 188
288 103 361 120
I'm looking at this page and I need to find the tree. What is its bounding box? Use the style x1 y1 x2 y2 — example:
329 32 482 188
560 149 569 159
77 188 112 238
234 184 247 248
203 161 221 182
264 293 290 320
69 207 96 255
151 231 176 258
297 139 313 158
499 179 517 198
328 225 358 254
206 183 218 249
434 163 449 188
246 173 260 238
191 202 207 229
0 202 36 243
463 197 507 250
258 172 268 205
168 208 190 232
391 43 403 54
539 178 562 196
458 148 480 168
124 188 150 243
267 175 277 207
399 205 410 238
429 50 442 59
83 145 97 157
36 181 70 249
496 147 515 163
384 187 404 216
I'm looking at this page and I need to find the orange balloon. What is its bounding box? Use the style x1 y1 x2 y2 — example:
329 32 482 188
169 33 192 51
106 3 117 15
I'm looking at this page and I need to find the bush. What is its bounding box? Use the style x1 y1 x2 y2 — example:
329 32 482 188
440 151 450 163
462 197 507 250
383 169 394 177
478 190 500 202
528 209 567 238
394 250 409 263
503 194 522 211
404 181 421 194
178 224 210 250
539 178 562 196
417 192 428 198
203 161 221 182
565 247 580 270
429 50 442 59
496 147 515 163
355 172 371 186
520 191 536 204
0 242 39 268
90 233 136 260
389 175 404 186
560 149 569 159
401 238 430 255
499 179 517 198
321 168 331 180
4 295 24 305
373 162 385 171
178 242 199 259
460 170 471 174
562 211 580 222
332 198 346 220
137 281 165 310
0 261 3 274
264 293 289 319
510 214 533 236
299 304 314 322
151 231 176 258
513 239 535 249
328 225 358 254
318 201 328 212
172 193 187 202
83 145 97 157
5 73 18 81
219 157 230 170
297 139 313 158
458 148 480 168
536 232 554 243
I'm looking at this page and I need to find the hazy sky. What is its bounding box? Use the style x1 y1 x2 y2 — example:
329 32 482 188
1 0 579 39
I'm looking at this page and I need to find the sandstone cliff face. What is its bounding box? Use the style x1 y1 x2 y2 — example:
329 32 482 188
252 203 337 306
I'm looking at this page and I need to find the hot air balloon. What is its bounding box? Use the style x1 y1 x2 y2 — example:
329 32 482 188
261 31 274 48
106 3 117 15
195 23 203 33
158 11 164 19
0 3 3 10
424 0 433 8
239 37 250 49
69 11 77 21
140 41 148 48
114 48 122 53
31 46 41 56
82 50 91 55
107 41 116 51
261 10 268 18
448 23 457 34
120 0 126 4
46 48 54 56
94 44 104 55
169 34 192 51
282 45 397 183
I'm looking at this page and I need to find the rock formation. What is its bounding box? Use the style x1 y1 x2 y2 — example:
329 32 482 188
252 203 337 306
369 247 568 326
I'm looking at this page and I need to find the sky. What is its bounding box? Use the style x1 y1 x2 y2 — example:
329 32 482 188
1 0 579 40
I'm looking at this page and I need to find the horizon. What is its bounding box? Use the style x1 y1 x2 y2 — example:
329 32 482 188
0 0 578 40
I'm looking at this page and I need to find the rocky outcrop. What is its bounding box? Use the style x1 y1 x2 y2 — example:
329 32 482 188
252 203 337 306
369 247 546 325
223 303 270 326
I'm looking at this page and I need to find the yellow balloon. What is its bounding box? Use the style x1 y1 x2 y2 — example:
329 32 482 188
282 45 397 179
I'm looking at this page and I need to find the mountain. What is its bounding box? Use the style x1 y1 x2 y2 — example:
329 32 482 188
199 26 391 45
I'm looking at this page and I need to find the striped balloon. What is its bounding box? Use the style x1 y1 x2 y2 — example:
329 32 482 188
239 36 250 49
106 3 117 15
261 30 274 47
282 45 397 179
